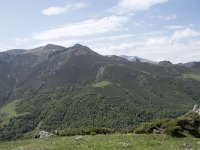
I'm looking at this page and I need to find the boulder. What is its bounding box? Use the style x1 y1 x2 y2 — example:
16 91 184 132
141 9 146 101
191 105 200 116
39 130 49 138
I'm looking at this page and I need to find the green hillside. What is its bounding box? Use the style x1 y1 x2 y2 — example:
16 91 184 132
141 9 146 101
0 44 200 141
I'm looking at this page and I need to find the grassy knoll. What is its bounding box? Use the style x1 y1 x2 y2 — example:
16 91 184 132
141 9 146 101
0 134 200 150
0 100 29 127
0 100 19 119
183 73 200 81
92 81 112 88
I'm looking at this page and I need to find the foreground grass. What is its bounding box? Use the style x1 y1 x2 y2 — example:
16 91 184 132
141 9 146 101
0 134 200 150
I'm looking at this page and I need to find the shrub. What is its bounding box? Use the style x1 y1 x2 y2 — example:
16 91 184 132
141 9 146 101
55 127 113 137
90 132 97 136
164 125 183 137
134 123 157 134
133 112 200 137
133 119 171 134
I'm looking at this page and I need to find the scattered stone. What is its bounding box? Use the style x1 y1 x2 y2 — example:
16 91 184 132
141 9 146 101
75 135 83 140
180 143 196 150
153 129 161 134
15 147 24 150
119 142 130 147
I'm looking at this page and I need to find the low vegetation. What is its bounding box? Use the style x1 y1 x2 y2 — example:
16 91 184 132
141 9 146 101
56 127 113 137
0 100 29 127
92 80 112 88
183 73 200 81
133 112 200 137
1 134 200 150
0 100 19 120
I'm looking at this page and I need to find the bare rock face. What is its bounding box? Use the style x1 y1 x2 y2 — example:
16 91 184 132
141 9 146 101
191 105 200 115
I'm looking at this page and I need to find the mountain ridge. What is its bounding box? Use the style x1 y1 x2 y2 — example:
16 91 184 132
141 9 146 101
2 44 200 65
0 43 200 67
0 44 200 140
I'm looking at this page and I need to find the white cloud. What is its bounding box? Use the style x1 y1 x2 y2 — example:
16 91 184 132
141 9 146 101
132 22 142 28
92 38 200 63
165 25 185 30
152 14 177 20
0 43 12 51
92 42 140 55
90 27 200 63
172 27 200 40
34 40 78 48
14 38 31 45
89 34 135 42
42 2 88 16
110 0 168 14
33 16 129 40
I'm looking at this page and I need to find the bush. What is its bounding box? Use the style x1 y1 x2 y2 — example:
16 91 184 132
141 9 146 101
133 112 200 137
164 124 183 137
90 132 97 136
56 127 113 137
177 113 200 137
133 119 170 134
134 123 156 134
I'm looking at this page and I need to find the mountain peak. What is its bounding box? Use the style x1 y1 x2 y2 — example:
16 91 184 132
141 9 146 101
43 44 66 50
73 43 85 47
159 60 173 65
68 44 98 56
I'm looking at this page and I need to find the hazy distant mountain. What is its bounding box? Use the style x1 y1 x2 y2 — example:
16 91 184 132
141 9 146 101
120 55 158 64
0 44 200 140
180 61 200 69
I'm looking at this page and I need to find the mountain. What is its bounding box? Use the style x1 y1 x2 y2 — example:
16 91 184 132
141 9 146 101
120 55 158 64
0 44 200 140
180 61 200 70
158 61 173 65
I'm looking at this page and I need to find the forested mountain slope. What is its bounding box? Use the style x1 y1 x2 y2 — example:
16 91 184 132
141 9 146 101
0 44 200 140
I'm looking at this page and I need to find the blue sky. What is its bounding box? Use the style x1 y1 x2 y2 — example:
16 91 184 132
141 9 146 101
0 0 200 63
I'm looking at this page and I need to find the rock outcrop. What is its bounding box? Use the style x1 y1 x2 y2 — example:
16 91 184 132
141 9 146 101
39 130 49 138
191 105 200 115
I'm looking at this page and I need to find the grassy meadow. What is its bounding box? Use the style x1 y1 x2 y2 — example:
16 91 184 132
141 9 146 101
0 134 200 150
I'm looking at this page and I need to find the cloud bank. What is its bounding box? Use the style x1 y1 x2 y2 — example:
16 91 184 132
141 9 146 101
110 0 168 14
42 2 88 16
33 16 129 40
